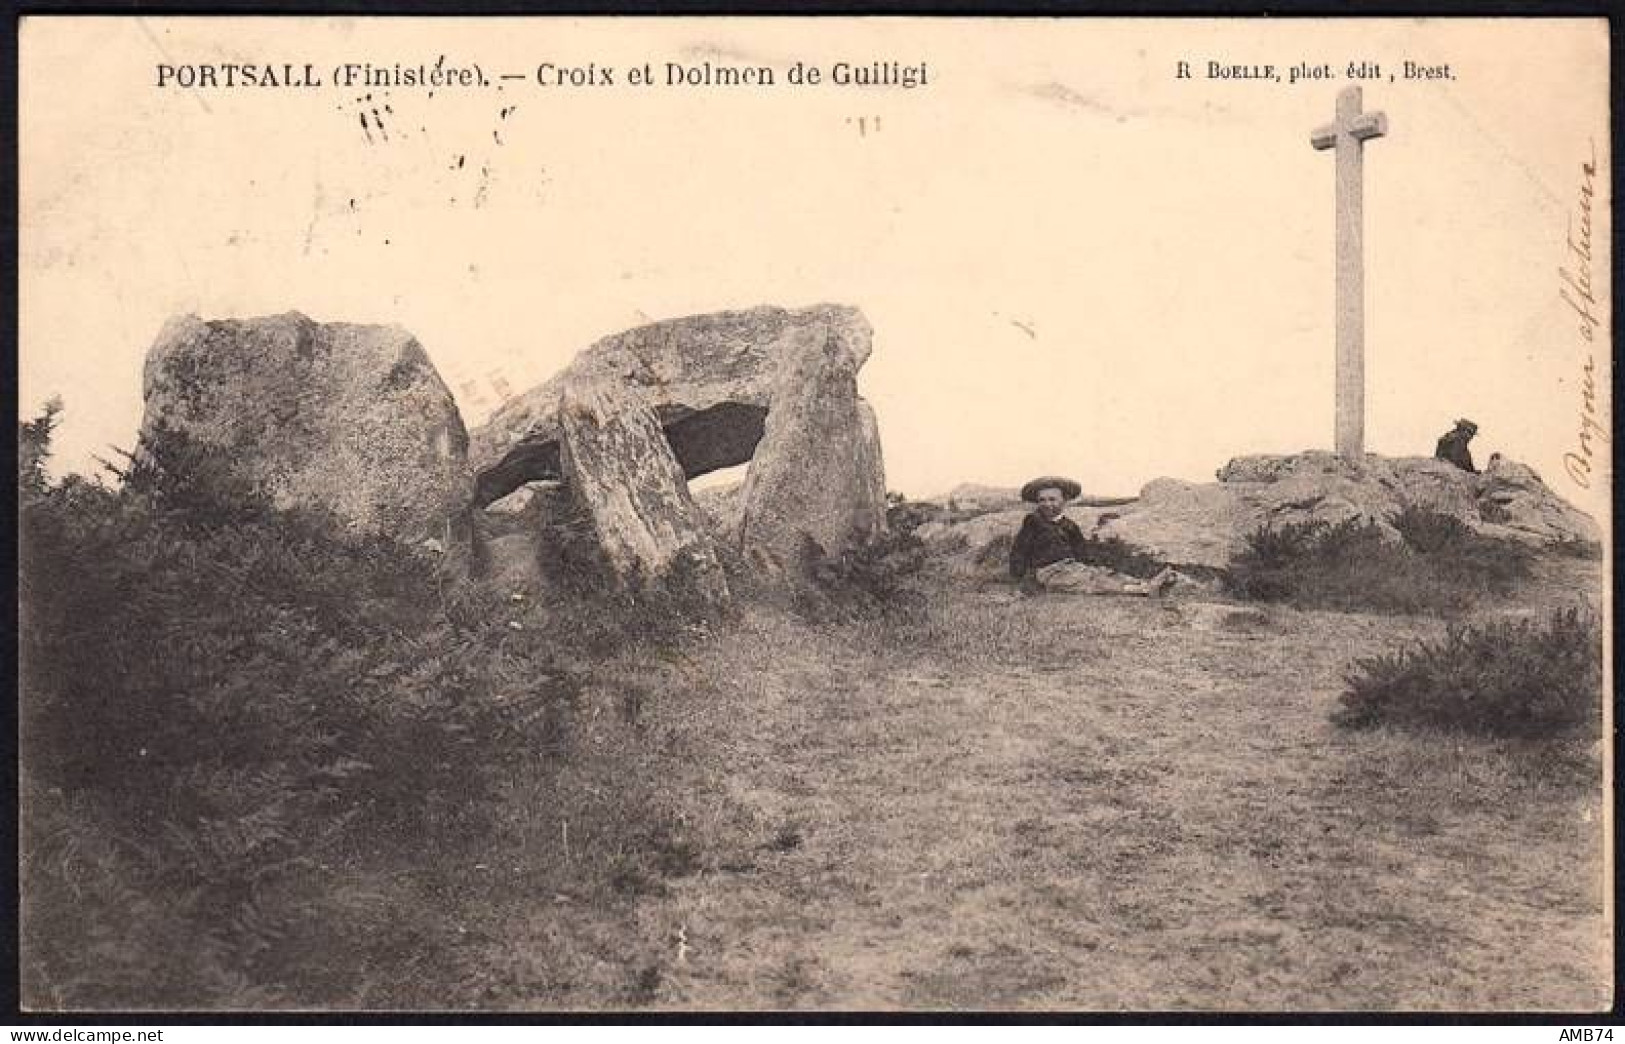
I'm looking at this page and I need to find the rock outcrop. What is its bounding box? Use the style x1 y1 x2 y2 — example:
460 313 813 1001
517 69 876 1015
1093 479 1251 570
1473 456 1602 546
139 312 470 541
471 304 888 588
558 379 730 606
1108 453 1600 568
932 484 1023 514
918 451 1600 575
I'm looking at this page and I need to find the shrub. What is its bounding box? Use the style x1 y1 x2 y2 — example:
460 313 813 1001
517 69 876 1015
1391 504 1473 553
1074 535 1166 580
603 548 737 648
1424 531 1535 594
474 485 727 655
1334 607 1603 738
1228 515 1532 614
18 396 62 498
972 532 1014 572
531 491 618 600
800 529 929 622
19 415 571 1007
885 497 942 535
1549 535 1605 561
1230 519 1390 607
1227 520 1330 601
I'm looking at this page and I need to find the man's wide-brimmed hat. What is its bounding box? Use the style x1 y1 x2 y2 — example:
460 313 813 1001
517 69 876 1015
1454 418 1478 432
1020 476 1082 502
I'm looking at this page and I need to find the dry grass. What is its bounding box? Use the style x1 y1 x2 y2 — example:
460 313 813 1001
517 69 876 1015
25 553 1607 1011
440 556 1608 1012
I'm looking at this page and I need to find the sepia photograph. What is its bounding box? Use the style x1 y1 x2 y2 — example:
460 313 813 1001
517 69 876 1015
16 16 1613 1012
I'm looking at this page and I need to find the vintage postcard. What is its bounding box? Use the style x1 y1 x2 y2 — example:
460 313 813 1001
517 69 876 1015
17 16 1611 1012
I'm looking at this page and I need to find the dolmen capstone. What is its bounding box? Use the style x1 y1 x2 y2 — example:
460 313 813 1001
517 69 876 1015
470 304 889 599
138 312 471 543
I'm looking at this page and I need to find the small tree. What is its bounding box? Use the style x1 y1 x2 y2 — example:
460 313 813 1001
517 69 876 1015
18 397 63 498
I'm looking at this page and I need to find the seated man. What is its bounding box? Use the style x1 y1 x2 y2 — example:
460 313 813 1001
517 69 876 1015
1008 475 1178 596
1435 418 1479 473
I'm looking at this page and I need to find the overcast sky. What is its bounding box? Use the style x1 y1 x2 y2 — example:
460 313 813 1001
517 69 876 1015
20 17 1611 517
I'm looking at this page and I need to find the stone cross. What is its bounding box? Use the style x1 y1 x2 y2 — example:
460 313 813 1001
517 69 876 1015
1310 86 1387 459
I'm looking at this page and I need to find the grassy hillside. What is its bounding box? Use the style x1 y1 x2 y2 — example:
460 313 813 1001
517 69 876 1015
18 409 1609 1011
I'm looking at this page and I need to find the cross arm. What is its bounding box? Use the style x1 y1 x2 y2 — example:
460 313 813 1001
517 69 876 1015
1310 123 1337 150
1349 111 1387 141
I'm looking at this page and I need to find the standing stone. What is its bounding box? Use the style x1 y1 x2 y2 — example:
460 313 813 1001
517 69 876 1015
737 328 888 575
139 312 470 542
558 379 729 606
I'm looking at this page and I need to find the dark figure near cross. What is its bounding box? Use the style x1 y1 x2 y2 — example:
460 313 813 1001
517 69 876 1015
1435 418 1479 474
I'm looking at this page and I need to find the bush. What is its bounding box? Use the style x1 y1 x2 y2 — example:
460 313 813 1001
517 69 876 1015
1549 535 1605 561
1334 607 1603 738
1074 535 1166 580
18 395 62 498
799 529 929 622
1230 519 1396 608
530 490 618 600
884 497 942 535
971 532 1014 573
1391 504 1473 553
1228 514 1533 614
19 416 571 1007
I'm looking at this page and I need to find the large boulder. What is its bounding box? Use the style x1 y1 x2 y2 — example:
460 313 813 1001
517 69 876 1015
139 312 470 541
1095 479 1258 570
558 379 730 607
737 328 888 574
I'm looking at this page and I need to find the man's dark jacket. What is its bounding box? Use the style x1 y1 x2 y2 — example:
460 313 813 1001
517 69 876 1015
1009 512 1089 578
1436 430 1476 473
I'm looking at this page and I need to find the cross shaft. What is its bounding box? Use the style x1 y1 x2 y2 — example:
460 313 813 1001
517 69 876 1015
1310 86 1387 459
